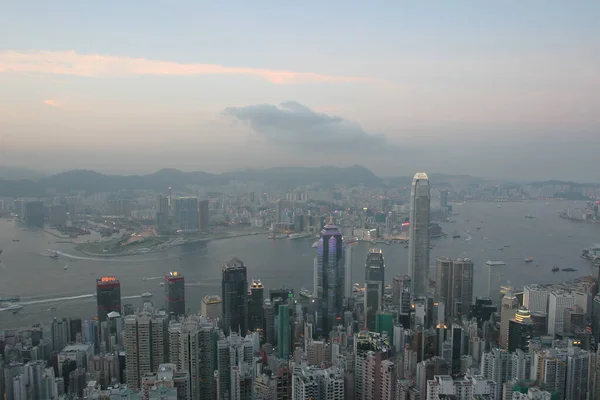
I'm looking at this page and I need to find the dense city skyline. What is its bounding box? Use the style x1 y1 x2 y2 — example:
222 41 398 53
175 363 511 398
1 2 599 180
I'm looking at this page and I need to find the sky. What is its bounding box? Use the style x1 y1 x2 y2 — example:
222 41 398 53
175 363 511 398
0 1 599 181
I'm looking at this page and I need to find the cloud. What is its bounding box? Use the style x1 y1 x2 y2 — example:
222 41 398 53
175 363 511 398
43 99 61 108
0 50 368 85
222 101 394 151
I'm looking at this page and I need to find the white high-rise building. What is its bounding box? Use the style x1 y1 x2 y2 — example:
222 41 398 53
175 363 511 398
408 172 430 298
123 311 167 390
523 285 550 314
484 260 507 305
481 348 511 400
426 374 496 400
548 290 575 336
291 366 344 400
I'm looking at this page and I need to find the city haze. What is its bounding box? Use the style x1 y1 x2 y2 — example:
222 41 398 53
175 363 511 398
1 1 599 180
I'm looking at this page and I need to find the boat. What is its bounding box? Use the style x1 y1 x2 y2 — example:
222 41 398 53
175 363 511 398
141 292 153 299
311 241 319 248
268 233 288 239
299 288 312 299
12 239 19 242
562 267 577 272
63 264 68 270
498 248 504 251
504 245 511 248
8 304 23 313
289 233 311 240
525 215 534 219
49 252 58 259
466 230 470 234
524 257 534 263
159 282 165 286
552 266 560 272
344 237 359 245
0 296 20 302
452 231 461 239
0 250 2 255
476 227 481 230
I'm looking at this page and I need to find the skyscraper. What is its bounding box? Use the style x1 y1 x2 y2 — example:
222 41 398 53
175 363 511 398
124 311 167 390
222 258 248 335
364 248 385 331
156 195 169 230
164 271 185 317
248 279 264 332
451 258 474 318
174 197 199 231
508 307 533 352
484 260 507 304
277 304 291 359
315 217 345 335
408 172 430 298
96 276 121 323
198 199 209 231
500 290 519 349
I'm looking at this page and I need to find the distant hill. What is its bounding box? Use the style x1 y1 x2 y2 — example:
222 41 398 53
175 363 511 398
0 165 486 197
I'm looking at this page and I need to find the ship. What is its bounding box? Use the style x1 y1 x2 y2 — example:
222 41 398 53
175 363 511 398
7 304 23 313
562 267 577 272
289 233 311 240
524 257 534 263
299 288 312 299
141 292 153 299
525 215 535 219
0 296 20 302
552 266 560 272
268 233 288 239
344 237 359 245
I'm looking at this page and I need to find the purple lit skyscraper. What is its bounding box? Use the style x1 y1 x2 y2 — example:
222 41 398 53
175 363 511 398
314 217 345 336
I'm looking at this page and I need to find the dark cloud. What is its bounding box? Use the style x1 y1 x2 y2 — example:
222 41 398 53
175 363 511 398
222 101 393 151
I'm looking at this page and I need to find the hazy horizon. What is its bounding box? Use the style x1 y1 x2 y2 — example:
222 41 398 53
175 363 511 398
1 1 599 181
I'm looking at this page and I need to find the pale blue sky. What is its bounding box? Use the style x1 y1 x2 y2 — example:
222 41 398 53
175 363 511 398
0 1 599 180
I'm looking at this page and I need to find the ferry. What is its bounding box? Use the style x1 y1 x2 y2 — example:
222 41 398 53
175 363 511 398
524 257 534 263
268 233 288 240
141 292 153 299
8 304 23 314
288 233 308 240
299 288 312 299
344 237 359 245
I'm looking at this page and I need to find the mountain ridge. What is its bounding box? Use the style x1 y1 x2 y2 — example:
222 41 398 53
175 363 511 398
0 165 486 197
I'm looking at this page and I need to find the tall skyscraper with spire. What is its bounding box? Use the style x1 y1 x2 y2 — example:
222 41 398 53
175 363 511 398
364 248 385 331
315 217 345 336
408 172 431 298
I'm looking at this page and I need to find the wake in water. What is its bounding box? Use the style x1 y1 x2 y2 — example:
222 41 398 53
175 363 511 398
0 293 143 312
